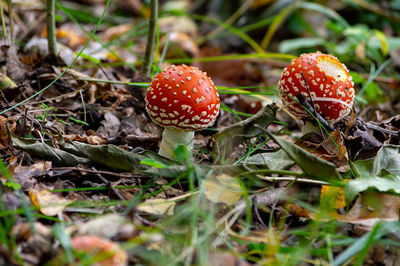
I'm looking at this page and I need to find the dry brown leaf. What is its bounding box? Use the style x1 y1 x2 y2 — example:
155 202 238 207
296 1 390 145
102 24 133 41
160 32 199 59
321 130 349 162
0 116 10 149
337 192 400 229
13 161 52 191
29 185 73 216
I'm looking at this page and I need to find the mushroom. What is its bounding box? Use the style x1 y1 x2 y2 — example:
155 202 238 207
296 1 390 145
71 235 127 266
145 64 220 159
278 52 355 124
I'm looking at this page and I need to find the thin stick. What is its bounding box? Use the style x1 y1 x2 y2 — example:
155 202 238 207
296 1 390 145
0 1 7 40
46 0 57 54
8 0 13 43
141 0 158 76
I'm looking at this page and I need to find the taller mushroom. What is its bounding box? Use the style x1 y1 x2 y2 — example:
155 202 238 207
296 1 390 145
278 52 355 123
145 65 220 159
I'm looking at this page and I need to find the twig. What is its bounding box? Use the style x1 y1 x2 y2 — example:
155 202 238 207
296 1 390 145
365 122 400 136
0 1 6 40
93 168 126 201
141 0 158 77
8 0 13 44
46 0 57 54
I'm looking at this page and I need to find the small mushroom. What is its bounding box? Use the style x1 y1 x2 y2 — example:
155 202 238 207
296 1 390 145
71 235 127 266
145 64 220 159
278 52 355 123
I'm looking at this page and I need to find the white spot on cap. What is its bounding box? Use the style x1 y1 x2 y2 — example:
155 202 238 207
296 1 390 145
161 97 167 102
187 76 191 81
196 96 205 104
182 90 187 95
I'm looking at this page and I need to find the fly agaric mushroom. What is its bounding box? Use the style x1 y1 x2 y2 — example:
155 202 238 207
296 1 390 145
71 235 127 266
145 64 220 158
278 52 355 123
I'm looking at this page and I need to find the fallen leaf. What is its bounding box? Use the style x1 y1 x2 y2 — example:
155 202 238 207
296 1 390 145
345 175 400 204
13 161 52 191
77 214 136 240
213 104 277 162
137 198 176 216
338 191 400 230
29 186 73 216
204 174 243 205
320 183 347 209
321 130 349 162
268 133 342 181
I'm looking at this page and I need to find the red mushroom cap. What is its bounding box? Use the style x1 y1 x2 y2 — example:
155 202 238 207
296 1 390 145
145 64 220 131
278 52 355 122
71 235 127 266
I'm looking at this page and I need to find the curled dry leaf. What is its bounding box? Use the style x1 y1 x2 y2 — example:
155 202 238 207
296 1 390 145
71 235 127 266
63 134 107 145
204 174 243 206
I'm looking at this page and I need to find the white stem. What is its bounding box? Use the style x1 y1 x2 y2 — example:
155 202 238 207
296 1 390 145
158 128 194 159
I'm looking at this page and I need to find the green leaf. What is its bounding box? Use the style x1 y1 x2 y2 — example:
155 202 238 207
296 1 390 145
212 104 277 163
345 175 400 205
3 181 21 190
353 145 400 177
268 134 341 181
173 145 189 164
10 133 91 167
61 141 147 172
245 149 295 170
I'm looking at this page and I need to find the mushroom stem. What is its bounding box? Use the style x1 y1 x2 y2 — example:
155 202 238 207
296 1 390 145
159 128 194 159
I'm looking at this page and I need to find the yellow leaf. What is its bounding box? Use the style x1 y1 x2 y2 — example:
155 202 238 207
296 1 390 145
204 174 243 205
29 187 72 216
137 198 175 216
320 181 348 209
